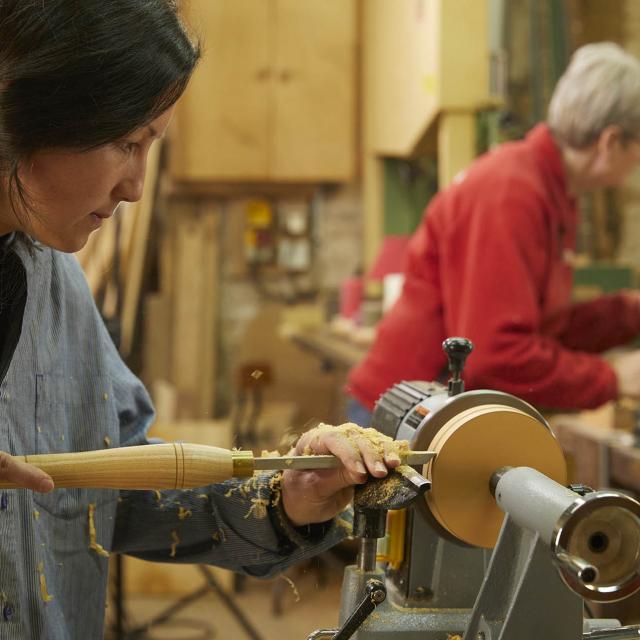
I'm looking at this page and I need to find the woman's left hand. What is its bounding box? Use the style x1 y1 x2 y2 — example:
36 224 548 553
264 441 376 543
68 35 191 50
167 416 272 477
281 422 408 527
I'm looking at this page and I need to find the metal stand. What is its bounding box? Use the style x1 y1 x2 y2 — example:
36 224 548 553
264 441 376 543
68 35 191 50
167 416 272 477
465 516 584 640
115 566 264 640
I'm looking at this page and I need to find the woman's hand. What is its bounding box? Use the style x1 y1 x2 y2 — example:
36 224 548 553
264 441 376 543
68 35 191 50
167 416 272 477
0 451 54 492
281 422 408 527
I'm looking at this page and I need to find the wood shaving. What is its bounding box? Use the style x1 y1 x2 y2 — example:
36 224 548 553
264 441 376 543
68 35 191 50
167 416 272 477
212 528 227 544
245 497 269 520
335 516 353 534
169 530 180 557
103 436 111 447
280 574 300 602
178 507 192 520
260 449 280 458
33 509 40 520
197 493 208 500
88 503 110 558
251 370 263 380
37 562 54 602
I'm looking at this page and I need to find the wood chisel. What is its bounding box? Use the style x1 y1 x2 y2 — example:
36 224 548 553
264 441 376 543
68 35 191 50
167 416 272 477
0 443 436 490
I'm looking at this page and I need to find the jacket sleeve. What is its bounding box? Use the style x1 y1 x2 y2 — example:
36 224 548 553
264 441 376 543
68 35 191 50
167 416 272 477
111 474 351 579
439 184 618 410
105 346 350 577
552 293 640 353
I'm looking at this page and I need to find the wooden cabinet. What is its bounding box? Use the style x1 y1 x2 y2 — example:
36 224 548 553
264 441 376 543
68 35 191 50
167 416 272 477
170 0 357 183
361 0 492 265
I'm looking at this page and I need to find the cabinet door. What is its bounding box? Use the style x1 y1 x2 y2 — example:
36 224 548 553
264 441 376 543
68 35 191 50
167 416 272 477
170 0 271 181
271 0 356 181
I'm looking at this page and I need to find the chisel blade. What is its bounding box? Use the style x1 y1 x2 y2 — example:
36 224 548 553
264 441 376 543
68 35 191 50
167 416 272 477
252 450 436 471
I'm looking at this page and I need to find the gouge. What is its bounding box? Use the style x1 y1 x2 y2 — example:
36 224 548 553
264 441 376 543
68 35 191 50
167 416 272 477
0 444 436 490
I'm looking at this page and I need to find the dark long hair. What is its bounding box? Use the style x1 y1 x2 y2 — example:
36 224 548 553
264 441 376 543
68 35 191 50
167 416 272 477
0 0 200 212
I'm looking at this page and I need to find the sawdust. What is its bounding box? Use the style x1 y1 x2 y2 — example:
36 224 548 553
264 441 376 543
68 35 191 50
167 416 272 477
268 472 283 508
88 503 110 558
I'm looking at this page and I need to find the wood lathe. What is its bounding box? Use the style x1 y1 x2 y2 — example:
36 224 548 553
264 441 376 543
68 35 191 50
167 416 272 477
307 338 640 640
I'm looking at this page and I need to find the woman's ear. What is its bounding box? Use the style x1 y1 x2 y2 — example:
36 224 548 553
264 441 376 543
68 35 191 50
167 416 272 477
596 124 623 159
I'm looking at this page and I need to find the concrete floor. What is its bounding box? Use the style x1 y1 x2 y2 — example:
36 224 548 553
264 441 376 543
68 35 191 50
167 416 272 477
105 567 343 640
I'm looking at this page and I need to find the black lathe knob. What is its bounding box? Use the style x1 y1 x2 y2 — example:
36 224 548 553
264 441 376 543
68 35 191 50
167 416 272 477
442 337 473 396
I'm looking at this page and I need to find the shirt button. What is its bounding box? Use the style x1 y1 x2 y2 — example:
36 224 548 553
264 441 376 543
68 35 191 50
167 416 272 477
3 603 14 621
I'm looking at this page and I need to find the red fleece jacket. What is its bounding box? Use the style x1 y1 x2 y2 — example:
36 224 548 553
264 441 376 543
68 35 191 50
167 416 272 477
348 125 640 411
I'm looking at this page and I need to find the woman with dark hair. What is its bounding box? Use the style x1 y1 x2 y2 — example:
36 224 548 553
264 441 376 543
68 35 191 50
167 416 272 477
0 2 401 637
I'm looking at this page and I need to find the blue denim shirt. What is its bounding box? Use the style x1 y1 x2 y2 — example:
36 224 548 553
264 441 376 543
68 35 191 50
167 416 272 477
0 239 348 639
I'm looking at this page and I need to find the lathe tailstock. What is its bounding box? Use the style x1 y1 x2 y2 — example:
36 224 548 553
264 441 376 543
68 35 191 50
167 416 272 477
308 338 640 640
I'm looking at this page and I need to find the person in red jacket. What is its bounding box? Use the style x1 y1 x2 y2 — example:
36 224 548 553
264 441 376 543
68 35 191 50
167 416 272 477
348 42 640 422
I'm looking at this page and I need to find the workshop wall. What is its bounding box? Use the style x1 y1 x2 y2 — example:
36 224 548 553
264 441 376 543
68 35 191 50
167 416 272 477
217 184 363 428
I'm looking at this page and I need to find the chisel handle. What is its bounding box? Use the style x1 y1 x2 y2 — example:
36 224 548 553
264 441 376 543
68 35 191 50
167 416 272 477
0 443 235 490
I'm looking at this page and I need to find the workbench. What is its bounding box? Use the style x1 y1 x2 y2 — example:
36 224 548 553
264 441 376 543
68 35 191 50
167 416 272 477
287 327 368 371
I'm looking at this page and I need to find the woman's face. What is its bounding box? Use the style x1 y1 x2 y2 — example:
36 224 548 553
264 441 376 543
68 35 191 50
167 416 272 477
1 107 174 253
588 126 640 189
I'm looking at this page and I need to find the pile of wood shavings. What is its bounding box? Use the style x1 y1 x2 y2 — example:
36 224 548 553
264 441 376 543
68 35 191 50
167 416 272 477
302 423 410 458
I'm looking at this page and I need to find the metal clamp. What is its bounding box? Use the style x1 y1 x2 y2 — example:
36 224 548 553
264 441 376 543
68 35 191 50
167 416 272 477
306 579 386 640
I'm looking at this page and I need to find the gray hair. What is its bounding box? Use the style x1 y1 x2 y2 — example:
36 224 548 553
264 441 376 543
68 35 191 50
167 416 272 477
547 42 640 148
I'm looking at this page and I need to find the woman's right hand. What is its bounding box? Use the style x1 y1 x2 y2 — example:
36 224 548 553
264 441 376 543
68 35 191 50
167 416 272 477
0 451 54 492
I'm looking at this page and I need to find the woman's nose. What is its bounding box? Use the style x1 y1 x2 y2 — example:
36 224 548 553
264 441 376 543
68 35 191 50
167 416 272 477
115 158 147 203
